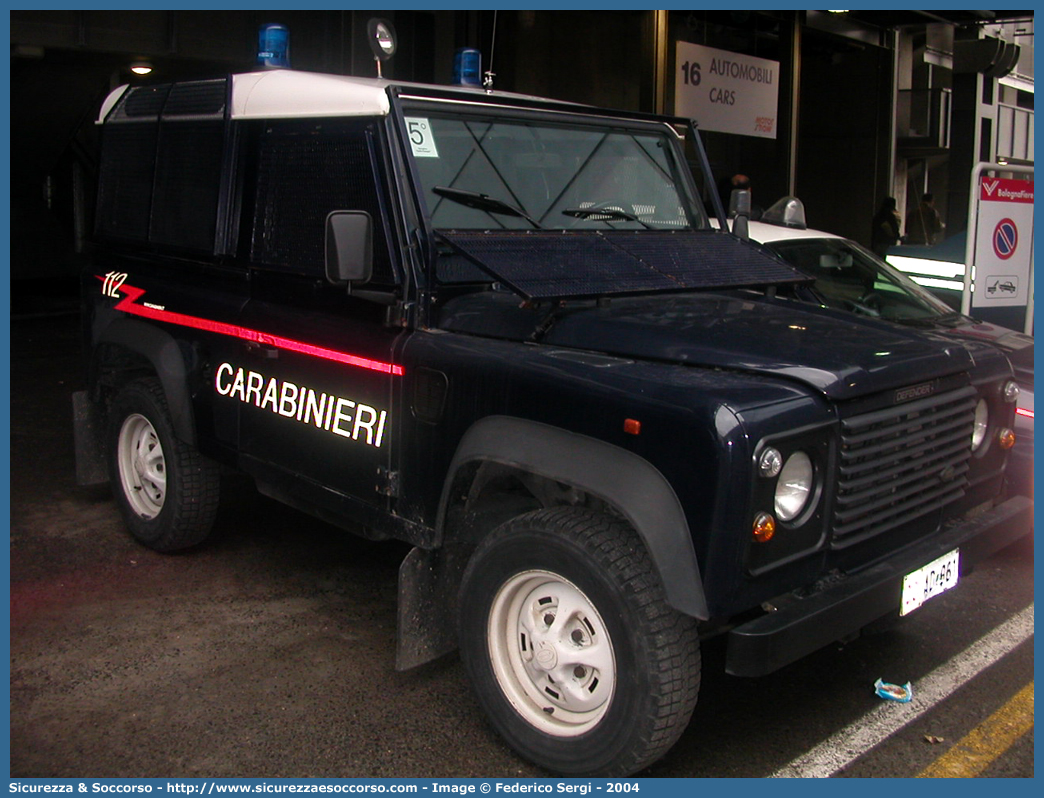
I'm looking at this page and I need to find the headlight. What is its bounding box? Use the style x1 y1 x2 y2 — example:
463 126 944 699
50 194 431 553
971 399 989 451
774 451 813 522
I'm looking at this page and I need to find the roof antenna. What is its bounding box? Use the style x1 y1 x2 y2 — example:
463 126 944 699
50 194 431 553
483 11 497 91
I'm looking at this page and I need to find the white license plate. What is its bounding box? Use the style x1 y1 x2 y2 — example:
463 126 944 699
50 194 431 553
901 548 960 616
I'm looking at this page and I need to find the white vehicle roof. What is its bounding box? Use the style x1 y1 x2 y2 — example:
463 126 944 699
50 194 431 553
231 71 393 119
744 219 844 244
98 69 583 124
710 196 846 245
710 217 844 246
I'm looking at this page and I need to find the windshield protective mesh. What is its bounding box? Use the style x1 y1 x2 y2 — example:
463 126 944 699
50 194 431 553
440 230 809 300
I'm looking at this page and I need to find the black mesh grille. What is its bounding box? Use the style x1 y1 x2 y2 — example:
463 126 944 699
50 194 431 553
95 125 158 241
437 253 489 283
120 85 170 119
109 80 225 122
832 386 976 548
606 232 807 287
251 122 393 282
441 233 678 298
150 122 223 249
163 81 226 118
97 79 228 250
440 230 808 300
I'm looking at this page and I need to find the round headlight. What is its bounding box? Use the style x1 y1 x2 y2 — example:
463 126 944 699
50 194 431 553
774 451 814 522
971 399 989 451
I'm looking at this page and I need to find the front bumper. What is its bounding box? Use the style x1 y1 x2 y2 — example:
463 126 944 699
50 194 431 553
725 495 1033 677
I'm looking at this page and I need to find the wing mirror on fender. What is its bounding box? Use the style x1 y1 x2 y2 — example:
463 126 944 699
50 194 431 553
730 188 751 241
325 210 374 286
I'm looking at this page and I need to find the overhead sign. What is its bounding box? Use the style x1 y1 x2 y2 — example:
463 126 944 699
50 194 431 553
971 177 1033 310
674 41 779 139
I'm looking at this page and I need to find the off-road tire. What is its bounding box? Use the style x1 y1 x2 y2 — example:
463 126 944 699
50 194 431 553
106 377 220 552
458 507 700 776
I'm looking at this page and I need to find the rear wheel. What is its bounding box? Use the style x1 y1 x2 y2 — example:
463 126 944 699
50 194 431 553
107 378 219 552
458 507 700 776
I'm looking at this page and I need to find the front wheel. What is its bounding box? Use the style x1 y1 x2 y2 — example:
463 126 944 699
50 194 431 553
458 508 700 776
107 378 220 552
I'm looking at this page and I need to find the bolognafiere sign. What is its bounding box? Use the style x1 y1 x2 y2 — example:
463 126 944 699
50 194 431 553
972 177 1033 310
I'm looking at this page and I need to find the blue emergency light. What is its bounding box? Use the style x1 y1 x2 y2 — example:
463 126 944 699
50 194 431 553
453 48 482 86
258 23 290 69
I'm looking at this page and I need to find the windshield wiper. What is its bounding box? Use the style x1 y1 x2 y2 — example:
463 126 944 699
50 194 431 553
432 186 542 229
561 206 653 229
933 311 966 326
892 311 965 328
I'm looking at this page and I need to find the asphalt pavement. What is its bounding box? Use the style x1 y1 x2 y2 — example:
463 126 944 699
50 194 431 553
8 310 1034 779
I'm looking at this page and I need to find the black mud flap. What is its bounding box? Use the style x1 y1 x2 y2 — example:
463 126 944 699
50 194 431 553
72 390 108 486
395 544 471 670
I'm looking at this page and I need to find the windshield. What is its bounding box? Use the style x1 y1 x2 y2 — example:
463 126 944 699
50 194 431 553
766 237 957 322
404 110 705 232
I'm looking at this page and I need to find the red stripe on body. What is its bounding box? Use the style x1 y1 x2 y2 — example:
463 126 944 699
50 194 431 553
105 279 404 376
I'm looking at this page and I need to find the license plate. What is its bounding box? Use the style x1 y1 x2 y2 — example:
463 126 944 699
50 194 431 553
901 548 960 616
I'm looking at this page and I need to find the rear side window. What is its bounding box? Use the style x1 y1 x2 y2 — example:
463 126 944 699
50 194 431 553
95 79 227 253
150 121 224 249
249 119 397 286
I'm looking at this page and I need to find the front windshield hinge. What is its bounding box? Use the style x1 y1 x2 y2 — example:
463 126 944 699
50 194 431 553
385 300 414 328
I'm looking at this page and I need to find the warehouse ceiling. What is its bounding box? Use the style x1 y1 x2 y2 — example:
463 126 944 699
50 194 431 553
841 10 1033 28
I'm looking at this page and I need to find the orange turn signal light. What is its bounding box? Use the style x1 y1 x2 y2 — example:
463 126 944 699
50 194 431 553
998 427 1016 450
623 418 642 436
753 512 776 543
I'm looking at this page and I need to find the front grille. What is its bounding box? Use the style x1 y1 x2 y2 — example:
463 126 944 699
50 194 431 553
832 386 976 547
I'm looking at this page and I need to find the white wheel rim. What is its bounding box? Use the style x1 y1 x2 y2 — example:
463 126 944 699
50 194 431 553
117 413 167 519
488 569 616 737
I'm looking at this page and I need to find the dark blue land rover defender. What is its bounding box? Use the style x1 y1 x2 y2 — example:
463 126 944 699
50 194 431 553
74 71 1032 776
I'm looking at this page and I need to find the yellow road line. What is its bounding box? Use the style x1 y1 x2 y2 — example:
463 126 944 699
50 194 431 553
917 681 1034 778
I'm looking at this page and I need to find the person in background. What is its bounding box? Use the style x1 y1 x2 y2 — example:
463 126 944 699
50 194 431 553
871 196 902 257
905 193 944 246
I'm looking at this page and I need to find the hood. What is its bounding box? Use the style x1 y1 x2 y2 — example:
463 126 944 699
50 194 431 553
439 292 977 401
936 317 1033 388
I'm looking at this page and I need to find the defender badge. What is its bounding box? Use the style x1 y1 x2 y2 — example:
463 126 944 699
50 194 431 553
894 382 935 404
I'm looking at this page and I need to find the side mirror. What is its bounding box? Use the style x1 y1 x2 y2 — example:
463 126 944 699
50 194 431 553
367 18 397 78
819 252 853 269
731 214 749 240
367 18 397 61
729 188 752 219
730 189 751 240
325 211 373 286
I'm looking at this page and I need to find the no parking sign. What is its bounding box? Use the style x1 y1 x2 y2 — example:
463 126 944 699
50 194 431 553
970 175 1033 314
992 218 1018 260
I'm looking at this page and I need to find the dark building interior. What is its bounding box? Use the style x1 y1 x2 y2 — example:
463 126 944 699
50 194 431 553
8 10 1033 308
